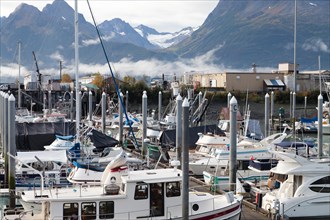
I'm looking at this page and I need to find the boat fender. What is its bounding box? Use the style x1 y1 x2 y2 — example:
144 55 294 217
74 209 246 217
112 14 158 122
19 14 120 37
225 191 235 203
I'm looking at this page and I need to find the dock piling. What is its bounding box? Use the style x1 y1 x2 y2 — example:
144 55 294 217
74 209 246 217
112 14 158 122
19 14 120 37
182 98 189 220
8 94 16 208
142 91 147 156
176 94 182 167
102 92 106 133
229 96 237 192
318 94 323 158
119 92 124 145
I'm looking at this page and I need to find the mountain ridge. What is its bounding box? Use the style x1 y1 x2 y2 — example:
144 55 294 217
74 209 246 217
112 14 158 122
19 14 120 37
0 0 329 75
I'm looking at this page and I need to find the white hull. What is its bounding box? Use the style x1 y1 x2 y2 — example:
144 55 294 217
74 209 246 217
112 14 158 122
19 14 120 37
189 149 271 176
203 170 269 192
262 192 330 219
4 168 242 220
260 151 330 219
323 123 330 135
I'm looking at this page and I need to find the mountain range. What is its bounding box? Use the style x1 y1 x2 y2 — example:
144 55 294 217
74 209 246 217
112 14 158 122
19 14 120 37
0 0 329 76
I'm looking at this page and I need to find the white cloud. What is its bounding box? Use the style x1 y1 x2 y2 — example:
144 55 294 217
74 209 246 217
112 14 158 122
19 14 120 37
0 63 30 82
82 34 114 47
1 46 278 83
302 38 330 53
49 51 64 61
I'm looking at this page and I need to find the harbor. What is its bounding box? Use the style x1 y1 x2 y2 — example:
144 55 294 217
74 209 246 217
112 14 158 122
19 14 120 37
2 84 329 219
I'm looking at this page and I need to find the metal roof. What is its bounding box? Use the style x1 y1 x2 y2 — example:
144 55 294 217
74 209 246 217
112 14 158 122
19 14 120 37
264 79 285 87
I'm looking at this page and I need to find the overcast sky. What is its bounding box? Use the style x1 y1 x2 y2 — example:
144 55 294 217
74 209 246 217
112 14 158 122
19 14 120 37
0 0 219 32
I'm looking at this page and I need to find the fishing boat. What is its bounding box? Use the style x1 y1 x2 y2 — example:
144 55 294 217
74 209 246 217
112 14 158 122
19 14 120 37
261 150 330 219
3 151 242 220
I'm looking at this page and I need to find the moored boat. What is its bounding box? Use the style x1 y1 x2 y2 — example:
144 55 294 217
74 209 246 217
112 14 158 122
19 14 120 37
2 152 243 220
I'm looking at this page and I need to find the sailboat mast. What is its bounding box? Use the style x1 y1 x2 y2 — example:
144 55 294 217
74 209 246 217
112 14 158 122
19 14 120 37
18 41 22 108
74 0 80 142
293 0 297 93
319 56 321 94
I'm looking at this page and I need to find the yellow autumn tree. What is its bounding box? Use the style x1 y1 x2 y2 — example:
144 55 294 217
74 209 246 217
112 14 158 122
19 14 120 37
61 73 73 83
92 72 105 89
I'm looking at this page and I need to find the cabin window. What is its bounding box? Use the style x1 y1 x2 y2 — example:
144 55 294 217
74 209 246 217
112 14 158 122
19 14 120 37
309 187 330 193
166 182 181 197
237 161 250 170
274 174 287 183
309 176 330 193
134 183 148 200
311 176 330 185
81 202 96 220
99 201 114 219
63 203 78 220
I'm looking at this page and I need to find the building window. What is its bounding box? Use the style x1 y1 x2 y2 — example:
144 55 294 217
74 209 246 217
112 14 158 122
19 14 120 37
63 203 78 220
99 201 114 219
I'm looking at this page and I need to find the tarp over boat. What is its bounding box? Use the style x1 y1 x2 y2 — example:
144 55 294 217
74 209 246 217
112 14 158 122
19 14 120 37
159 124 224 149
89 129 119 149
16 122 76 151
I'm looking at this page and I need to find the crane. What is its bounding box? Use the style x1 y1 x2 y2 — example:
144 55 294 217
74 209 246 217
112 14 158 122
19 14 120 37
32 51 42 90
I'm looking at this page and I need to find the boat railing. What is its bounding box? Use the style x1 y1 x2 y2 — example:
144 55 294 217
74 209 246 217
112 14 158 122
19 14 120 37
273 141 317 158
2 206 25 218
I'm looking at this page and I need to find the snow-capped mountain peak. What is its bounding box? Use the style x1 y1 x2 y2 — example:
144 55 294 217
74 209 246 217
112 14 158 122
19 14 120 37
134 25 198 48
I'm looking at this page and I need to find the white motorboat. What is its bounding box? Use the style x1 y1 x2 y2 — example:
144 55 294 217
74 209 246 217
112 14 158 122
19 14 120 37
261 150 330 219
189 129 287 176
43 135 75 151
67 147 143 184
3 151 242 220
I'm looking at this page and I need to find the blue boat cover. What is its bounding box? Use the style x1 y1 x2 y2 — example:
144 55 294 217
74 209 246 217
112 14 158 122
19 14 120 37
300 116 317 123
55 135 75 140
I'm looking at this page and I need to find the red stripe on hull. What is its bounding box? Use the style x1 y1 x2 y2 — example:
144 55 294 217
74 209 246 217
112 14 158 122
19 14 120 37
195 204 241 220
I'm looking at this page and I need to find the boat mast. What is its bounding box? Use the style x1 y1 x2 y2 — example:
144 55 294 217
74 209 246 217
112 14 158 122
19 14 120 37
318 56 322 94
74 0 80 142
18 41 21 108
292 0 297 139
